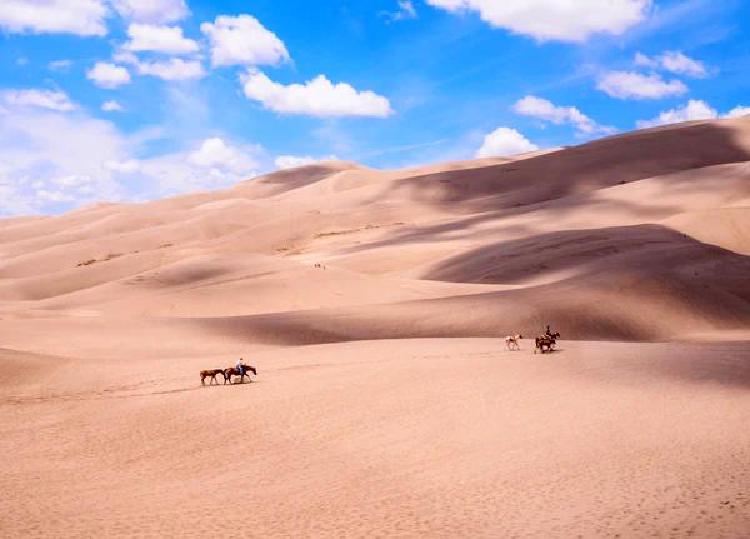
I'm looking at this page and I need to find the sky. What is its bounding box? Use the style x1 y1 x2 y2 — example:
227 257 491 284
0 0 749 216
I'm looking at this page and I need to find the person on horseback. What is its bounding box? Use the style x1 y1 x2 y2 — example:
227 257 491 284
236 357 244 377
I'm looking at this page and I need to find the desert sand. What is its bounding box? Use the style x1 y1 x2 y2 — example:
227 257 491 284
1 117 750 537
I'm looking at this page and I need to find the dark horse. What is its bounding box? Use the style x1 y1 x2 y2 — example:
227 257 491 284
200 369 224 385
223 365 257 384
534 332 560 354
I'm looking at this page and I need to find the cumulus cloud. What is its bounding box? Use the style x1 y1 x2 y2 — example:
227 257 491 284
425 0 650 42
635 51 707 78
0 108 128 215
513 95 613 135
0 98 264 215
475 127 538 158
111 0 188 24
637 99 717 128
134 137 263 197
241 71 393 118
87 62 132 89
101 100 124 112
1 89 76 111
0 0 108 36
274 155 338 170
201 15 289 67
637 101 750 128
597 71 687 100
136 58 205 81
725 106 750 119
124 23 199 54
187 137 256 172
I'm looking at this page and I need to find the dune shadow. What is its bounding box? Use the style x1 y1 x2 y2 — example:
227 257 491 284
424 223 750 285
390 122 750 213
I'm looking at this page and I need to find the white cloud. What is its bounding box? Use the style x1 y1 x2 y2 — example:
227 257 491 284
136 58 205 81
105 159 139 172
48 59 73 71
101 100 124 112
475 127 538 158
0 98 265 216
274 155 338 170
112 0 188 24
124 23 199 54
1 89 76 111
597 71 687 99
241 70 393 118
0 0 108 36
513 95 612 135
137 137 263 196
87 62 131 89
725 106 750 119
633 52 653 68
382 1 417 22
635 50 707 78
188 137 256 173
637 99 717 128
0 108 128 215
201 14 289 67
425 0 650 42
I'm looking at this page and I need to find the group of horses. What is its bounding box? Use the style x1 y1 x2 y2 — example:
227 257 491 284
204 331 558 386
200 364 257 385
505 330 561 354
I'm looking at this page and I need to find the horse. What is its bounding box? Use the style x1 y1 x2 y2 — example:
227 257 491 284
546 331 561 349
505 334 522 350
223 365 257 384
534 332 560 354
200 369 224 385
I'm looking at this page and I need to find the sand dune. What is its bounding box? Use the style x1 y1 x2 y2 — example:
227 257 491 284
1 117 749 536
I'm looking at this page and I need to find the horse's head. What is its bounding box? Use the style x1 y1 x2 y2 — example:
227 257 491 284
553 332 560 339
247 366 257 376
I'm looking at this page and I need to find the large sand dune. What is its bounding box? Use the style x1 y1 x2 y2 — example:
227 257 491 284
1 117 749 537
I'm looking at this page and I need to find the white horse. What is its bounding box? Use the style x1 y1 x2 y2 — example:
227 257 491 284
505 334 522 350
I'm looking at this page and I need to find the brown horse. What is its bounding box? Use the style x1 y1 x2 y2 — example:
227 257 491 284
200 369 224 385
534 332 560 354
223 365 257 384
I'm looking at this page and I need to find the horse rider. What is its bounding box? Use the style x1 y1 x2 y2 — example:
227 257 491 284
236 357 245 377
545 325 553 337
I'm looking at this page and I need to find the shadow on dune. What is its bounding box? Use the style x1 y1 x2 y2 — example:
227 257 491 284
236 162 358 197
192 224 750 344
391 121 750 213
424 224 750 285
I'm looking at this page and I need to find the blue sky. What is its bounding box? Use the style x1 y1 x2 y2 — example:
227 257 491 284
0 0 748 216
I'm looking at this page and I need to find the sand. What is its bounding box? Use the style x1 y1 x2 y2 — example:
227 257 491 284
1 117 750 537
